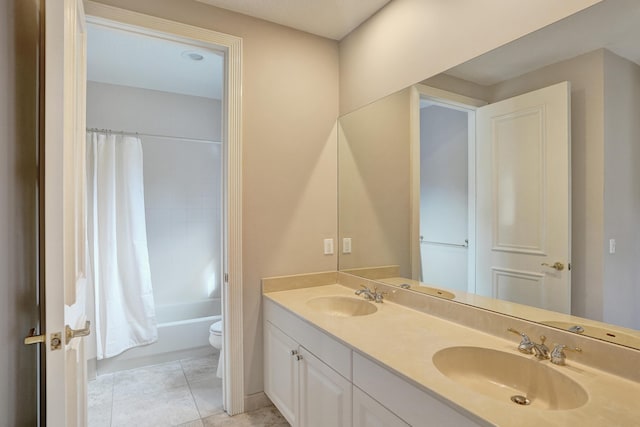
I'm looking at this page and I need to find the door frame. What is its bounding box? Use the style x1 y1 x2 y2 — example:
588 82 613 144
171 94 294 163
410 84 485 293
83 2 245 414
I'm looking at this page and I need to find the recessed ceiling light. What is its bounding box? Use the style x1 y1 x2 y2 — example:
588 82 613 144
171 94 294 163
182 51 205 61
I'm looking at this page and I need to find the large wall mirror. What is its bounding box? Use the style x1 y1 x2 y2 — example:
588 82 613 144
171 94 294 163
338 0 640 350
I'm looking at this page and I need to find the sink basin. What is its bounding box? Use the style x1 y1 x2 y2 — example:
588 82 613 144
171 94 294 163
542 320 640 348
433 346 588 410
306 296 377 317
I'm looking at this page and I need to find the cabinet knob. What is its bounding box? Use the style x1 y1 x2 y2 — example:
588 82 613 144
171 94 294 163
296 354 303 361
290 350 298 356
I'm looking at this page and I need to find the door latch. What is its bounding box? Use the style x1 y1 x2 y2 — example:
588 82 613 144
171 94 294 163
24 328 45 345
24 329 63 351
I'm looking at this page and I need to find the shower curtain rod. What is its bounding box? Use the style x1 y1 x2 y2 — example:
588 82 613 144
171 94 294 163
87 128 221 144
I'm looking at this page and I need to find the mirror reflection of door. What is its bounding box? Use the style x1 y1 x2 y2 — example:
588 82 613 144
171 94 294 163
419 101 471 292
476 81 571 313
419 81 571 313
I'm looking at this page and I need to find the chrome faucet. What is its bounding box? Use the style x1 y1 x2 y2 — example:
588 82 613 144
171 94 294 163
507 328 549 360
508 328 583 365
531 336 550 360
507 328 535 354
550 344 582 365
355 285 386 303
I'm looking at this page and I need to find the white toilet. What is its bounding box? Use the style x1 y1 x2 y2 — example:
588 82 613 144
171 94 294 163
209 320 223 378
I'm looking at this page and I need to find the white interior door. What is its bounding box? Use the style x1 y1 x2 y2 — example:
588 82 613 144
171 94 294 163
475 82 571 313
44 0 88 425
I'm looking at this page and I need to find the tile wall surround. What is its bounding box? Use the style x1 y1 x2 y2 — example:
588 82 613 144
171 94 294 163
262 271 640 384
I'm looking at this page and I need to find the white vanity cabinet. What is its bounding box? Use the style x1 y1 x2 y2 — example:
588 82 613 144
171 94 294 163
264 320 351 427
263 296 483 427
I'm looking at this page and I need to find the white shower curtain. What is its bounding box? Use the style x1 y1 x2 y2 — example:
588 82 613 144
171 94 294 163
87 131 158 359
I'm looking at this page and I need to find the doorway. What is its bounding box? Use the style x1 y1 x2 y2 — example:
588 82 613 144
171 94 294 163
84 20 226 426
418 99 473 292
413 85 481 294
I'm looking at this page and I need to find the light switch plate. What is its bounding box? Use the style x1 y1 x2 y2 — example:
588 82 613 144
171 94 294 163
343 237 352 254
323 238 334 255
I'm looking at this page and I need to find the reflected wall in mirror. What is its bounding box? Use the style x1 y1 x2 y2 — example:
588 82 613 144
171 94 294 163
338 0 640 349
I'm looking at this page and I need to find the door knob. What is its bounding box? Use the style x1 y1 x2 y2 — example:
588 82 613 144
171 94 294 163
65 320 91 343
541 262 564 271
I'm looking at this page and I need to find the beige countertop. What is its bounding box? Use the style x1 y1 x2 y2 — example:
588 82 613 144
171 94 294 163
264 283 640 427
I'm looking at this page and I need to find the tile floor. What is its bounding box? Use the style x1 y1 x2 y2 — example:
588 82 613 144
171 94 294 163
88 352 289 427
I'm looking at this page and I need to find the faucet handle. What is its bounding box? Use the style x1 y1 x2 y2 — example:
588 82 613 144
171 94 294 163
538 335 549 351
507 328 534 354
374 289 388 303
550 344 582 366
532 335 550 360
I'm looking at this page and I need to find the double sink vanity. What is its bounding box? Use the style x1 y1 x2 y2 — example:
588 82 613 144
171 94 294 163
263 271 640 426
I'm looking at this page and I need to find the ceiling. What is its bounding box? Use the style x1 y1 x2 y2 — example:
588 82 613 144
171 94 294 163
194 0 391 40
86 1 391 98
445 0 640 86
87 23 224 99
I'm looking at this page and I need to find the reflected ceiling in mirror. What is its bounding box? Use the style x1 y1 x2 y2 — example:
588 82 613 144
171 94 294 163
337 0 640 350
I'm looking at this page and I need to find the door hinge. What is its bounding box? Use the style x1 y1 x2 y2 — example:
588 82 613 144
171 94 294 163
224 273 229 283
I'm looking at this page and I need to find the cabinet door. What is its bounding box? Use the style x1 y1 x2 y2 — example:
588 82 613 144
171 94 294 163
264 321 299 426
353 386 409 427
298 347 351 427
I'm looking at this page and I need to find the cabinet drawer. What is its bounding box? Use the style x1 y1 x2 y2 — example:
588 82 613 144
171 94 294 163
352 352 484 427
264 297 352 379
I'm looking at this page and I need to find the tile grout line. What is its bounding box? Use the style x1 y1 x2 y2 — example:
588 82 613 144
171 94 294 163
180 358 206 425
109 373 115 427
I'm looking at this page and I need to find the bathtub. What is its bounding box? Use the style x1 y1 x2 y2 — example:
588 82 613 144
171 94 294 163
95 298 221 375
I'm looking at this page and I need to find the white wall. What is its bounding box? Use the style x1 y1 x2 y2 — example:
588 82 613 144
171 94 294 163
86 81 222 139
602 51 640 330
419 105 468 291
86 82 223 363
0 0 39 424
338 0 602 114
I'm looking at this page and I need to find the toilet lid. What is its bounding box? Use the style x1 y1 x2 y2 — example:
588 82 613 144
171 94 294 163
210 320 222 334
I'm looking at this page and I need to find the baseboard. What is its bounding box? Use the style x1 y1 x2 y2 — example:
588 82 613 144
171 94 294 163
244 391 272 412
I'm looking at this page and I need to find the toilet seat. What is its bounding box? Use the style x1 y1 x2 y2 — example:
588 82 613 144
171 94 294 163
209 320 222 335
208 319 224 379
